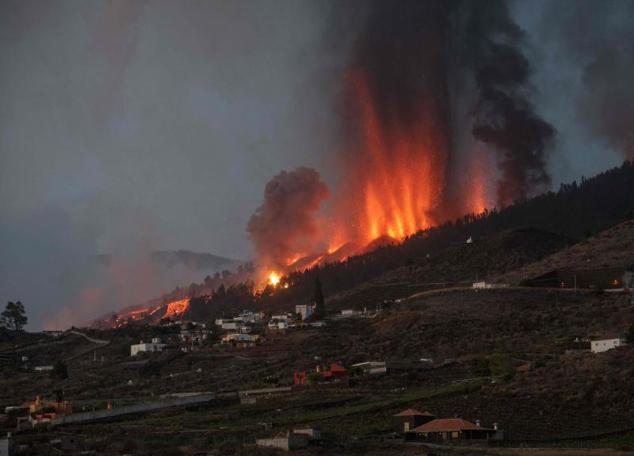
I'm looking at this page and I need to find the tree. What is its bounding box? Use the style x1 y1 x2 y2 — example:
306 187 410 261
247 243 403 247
51 360 68 380
0 301 27 331
313 276 326 320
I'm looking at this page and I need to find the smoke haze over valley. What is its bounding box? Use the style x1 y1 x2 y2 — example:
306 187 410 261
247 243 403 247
1 0 632 329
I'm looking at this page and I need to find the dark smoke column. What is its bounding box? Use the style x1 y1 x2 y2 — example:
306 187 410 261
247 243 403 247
461 0 555 205
247 167 329 270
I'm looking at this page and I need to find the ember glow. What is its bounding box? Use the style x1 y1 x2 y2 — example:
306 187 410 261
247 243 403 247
163 299 189 319
268 271 281 287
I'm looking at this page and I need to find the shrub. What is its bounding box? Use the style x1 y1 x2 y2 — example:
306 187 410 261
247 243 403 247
51 360 68 380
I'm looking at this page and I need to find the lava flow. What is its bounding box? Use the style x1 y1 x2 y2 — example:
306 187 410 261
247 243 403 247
336 69 452 246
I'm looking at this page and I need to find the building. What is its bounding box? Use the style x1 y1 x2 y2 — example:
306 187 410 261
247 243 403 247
591 338 626 353
24 396 73 416
234 311 264 324
221 333 260 347
19 396 73 429
351 361 387 375
293 371 309 385
179 323 210 345
221 322 239 331
0 435 10 456
340 309 362 318
472 282 509 289
293 428 320 440
256 432 309 451
130 338 166 356
295 304 315 321
294 363 348 385
410 418 497 441
268 318 288 330
393 409 435 433
321 363 347 380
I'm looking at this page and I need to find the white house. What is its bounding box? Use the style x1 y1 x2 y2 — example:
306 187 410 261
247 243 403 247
295 304 315 320
221 322 239 331
130 338 167 356
215 318 234 327
256 432 309 451
341 309 361 318
234 311 264 324
0 435 10 456
268 320 288 330
473 282 509 289
591 338 626 353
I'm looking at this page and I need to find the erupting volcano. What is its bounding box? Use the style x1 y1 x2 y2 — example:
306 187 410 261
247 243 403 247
249 0 555 283
337 69 450 245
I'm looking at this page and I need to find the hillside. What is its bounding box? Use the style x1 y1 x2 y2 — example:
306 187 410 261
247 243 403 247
497 219 634 285
96 161 634 328
149 250 240 271
324 227 574 312
261 161 634 315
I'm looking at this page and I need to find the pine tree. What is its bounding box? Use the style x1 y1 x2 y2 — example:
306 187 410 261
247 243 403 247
313 276 326 320
0 301 27 331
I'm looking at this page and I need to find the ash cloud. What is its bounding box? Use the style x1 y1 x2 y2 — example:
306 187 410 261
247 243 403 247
0 1 345 328
338 0 555 207
247 167 329 270
512 0 634 180
540 0 634 159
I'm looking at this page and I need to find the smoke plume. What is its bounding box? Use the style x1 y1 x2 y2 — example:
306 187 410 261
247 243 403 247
553 1 634 159
247 167 329 270
338 0 555 216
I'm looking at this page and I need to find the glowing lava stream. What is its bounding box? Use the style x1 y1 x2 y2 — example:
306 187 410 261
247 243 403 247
268 272 281 287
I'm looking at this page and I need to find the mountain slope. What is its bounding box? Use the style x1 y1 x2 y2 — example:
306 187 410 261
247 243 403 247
497 219 634 285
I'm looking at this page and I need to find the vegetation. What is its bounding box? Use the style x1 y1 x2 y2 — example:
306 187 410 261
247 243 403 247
51 359 69 380
313 275 326 319
625 324 634 344
0 300 27 331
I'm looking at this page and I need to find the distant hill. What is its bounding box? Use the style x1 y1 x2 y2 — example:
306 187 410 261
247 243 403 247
96 250 239 272
149 250 240 272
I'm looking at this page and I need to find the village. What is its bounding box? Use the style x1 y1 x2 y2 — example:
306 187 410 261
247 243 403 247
1 256 633 455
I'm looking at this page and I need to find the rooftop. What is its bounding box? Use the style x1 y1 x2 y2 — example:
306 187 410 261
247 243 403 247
412 418 493 432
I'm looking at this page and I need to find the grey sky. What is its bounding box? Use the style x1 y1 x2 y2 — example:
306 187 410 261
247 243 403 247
0 0 629 328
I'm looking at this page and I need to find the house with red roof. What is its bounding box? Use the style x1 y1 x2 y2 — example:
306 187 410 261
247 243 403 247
321 363 347 380
393 409 435 433
293 363 348 385
410 417 497 441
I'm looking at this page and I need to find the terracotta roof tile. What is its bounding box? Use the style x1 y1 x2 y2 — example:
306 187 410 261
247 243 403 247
411 418 493 432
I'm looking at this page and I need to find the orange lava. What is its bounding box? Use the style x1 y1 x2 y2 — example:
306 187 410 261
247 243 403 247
339 69 450 245
163 299 190 319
